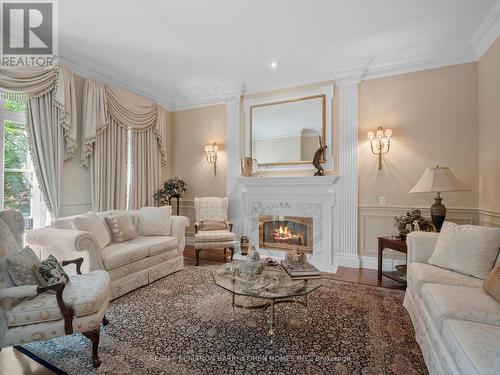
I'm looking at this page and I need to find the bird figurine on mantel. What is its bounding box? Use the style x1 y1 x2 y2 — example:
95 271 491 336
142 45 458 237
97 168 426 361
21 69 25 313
312 136 327 176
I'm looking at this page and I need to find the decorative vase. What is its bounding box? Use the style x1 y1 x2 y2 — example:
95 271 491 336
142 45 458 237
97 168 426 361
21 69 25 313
240 236 249 255
240 157 258 177
430 196 446 232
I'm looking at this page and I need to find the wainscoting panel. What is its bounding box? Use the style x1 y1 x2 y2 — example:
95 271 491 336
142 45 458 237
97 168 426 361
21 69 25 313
479 209 500 227
358 205 479 270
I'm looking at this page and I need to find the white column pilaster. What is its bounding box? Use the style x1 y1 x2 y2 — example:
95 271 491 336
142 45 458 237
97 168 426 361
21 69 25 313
222 86 244 250
336 78 360 268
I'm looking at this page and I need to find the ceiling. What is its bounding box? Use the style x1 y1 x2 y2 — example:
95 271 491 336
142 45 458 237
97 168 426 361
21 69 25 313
58 0 500 110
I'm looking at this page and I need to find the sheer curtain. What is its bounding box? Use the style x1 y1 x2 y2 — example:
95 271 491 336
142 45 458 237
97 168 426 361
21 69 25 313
0 66 77 217
82 81 168 211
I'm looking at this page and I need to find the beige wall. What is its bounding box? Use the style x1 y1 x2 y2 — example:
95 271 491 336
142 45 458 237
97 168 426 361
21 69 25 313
478 37 500 225
170 104 227 233
359 63 479 209
358 63 480 260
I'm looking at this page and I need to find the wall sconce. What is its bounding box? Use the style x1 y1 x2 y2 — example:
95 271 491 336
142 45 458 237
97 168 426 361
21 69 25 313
204 143 218 175
367 126 392 170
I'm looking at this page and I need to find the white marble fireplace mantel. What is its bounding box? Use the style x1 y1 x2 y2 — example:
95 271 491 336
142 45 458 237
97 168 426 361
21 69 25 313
237 175 340 273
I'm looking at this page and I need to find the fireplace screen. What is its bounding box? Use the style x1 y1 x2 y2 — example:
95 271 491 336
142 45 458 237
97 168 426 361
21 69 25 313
259 215 313 253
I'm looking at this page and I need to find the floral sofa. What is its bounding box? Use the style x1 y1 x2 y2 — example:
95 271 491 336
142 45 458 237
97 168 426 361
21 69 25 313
403 231 500 375
26 210 189 300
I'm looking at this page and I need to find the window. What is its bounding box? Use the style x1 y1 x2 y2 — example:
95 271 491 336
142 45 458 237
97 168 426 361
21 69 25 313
0 98 48 229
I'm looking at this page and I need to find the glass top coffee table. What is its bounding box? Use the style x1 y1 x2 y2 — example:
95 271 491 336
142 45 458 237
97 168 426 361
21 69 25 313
213 265 322 340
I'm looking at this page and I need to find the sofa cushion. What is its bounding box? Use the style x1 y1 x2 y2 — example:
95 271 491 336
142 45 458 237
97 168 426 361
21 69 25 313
408 263 482 296
7 270 110 327
442 319 500 375
137 206 172 236
428 222 500 279
483 265 500 303
72 212 111 250
126 236 178 256
101 242 149 270
194 230 235 243
421 284 500 333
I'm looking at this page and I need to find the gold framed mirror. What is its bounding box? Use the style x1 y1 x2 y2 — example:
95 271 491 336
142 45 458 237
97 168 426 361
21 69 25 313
250 94 326 166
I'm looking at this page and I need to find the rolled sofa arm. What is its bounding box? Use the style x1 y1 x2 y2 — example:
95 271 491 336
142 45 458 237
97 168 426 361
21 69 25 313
171 215 189 256
406 231 439 265
26 228 106 272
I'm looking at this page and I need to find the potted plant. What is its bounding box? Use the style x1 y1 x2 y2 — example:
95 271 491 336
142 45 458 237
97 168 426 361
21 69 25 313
154 177 187 206
395 209 434 239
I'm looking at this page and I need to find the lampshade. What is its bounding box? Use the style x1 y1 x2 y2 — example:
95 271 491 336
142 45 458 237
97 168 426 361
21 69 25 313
367 130 375 140
409 166 469 193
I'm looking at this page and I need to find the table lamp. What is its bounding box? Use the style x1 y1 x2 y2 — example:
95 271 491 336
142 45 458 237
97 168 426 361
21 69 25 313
409 165 469 232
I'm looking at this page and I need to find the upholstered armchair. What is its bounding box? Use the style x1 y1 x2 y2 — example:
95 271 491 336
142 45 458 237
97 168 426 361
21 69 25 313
0 210 111 368
193 197 235 266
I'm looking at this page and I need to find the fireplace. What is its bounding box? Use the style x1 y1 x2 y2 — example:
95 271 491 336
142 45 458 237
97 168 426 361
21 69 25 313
259 215 313 253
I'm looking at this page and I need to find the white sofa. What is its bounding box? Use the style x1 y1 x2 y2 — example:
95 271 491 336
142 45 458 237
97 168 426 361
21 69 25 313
403 231 500 375
25 210 189 300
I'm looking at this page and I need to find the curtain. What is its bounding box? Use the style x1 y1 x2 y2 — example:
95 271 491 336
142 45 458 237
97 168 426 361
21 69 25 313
0 65 77 217
0 66 77 161
27 92 64 217
130 129 160 209
91 116 128 210
82 81 168 211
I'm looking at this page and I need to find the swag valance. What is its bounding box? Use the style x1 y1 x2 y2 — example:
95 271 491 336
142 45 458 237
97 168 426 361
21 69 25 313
82 79 168 211
81 81 167 168
0 65 77 160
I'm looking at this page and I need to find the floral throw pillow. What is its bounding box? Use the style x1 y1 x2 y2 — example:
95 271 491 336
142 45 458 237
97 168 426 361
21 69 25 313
32 255 70 286
104 214 137 243
6 247 40 286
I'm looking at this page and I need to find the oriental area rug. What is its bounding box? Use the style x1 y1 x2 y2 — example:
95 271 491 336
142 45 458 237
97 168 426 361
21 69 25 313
19 263 427 374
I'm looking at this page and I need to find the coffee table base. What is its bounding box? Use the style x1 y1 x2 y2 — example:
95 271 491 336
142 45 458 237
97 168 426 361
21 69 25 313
231 293 308 342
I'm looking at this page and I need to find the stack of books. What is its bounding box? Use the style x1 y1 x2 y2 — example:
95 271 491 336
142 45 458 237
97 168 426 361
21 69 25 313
280 260 321 280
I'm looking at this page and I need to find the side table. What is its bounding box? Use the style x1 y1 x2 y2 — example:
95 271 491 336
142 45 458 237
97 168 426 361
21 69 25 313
377 236 407 286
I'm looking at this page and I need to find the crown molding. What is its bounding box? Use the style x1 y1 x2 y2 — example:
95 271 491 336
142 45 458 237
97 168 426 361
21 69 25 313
329 57 372 81
172 81 245 110
362 48 478 80
59 57 174 111
471 0 500 59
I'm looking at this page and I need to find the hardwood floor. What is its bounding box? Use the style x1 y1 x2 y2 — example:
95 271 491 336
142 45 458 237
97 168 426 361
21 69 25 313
0 246 405 375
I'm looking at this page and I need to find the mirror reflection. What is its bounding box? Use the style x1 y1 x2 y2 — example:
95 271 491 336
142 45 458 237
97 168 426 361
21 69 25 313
251 95 325 166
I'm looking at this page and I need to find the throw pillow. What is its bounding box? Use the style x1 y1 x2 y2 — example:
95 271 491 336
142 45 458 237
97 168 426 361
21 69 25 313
483 265 500 303
199 220 227 231
104 215 138 243
72 212 111 249
6 247 40 286
137 206 172 236
32 255 70 287
428 222 500 279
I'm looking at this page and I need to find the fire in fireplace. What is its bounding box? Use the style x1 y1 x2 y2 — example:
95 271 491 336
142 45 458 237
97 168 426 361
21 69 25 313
259 215 313 253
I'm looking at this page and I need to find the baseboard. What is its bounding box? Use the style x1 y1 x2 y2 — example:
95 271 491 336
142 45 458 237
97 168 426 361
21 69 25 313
337 253 360 268
359 255 402 271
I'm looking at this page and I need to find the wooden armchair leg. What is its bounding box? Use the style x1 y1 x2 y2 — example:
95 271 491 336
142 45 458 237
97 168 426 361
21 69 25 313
224 248 227 262
102 315 109 326
82 328 101 368
195 249 201 266
229 247 234 262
